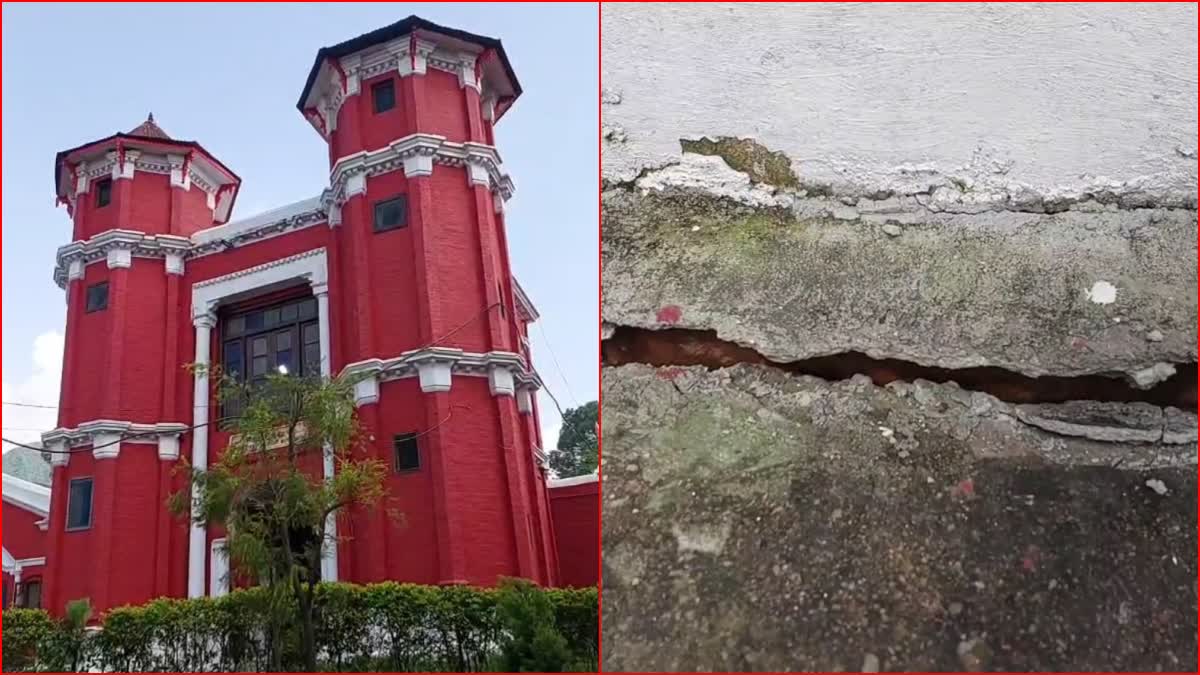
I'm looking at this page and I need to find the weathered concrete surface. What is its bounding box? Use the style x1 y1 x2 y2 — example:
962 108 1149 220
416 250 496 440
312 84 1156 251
602 187 1197 381
600 3 1198 670
602 3 1198 203
601 365 1198 672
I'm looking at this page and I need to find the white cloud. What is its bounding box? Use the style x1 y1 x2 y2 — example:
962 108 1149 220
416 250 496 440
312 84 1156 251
542 421 562 453
2 331 63 453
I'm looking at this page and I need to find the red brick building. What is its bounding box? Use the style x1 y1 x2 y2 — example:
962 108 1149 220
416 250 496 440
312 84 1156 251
13 16 597 616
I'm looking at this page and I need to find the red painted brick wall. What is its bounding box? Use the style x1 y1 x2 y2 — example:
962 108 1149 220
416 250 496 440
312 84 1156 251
549 479 599 588
2 501 46 560
129 173 172 232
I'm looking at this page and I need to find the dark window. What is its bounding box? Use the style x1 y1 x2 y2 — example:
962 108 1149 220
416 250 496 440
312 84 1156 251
95 178 112 208
394 433 420 472
220 297 322 419
66 478 93 530
372 79 396 113
85 282 109 313
18 580 41 609
373 196 408 233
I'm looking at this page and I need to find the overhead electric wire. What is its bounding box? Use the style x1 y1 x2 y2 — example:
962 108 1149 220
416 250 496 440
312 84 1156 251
536 319 580 408
3 401 58 409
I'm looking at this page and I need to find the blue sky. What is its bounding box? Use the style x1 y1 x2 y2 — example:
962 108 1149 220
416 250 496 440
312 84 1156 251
1 2 598 451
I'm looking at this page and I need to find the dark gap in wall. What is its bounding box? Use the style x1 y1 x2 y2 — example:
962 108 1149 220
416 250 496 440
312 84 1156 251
602 326 1197 412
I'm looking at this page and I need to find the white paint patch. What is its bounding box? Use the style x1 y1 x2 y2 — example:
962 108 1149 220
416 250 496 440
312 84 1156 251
1086 281 1118 305
672 521 732 555
636 153 792 208
603 4 1197 203
1129 362 1177 389
1145 478 1169 496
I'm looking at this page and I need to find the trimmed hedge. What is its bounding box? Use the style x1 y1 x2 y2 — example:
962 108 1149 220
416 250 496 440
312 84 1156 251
1 582 597 672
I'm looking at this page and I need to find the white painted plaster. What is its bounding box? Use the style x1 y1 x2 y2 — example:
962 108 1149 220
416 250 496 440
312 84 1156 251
636 154 792 208
603 3 1197 202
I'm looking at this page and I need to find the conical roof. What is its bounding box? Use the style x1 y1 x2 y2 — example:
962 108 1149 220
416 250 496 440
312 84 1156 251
128 113 170 139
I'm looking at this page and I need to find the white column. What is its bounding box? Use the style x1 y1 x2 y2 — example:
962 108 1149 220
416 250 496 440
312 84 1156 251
313 282 338 582
189 311 214 598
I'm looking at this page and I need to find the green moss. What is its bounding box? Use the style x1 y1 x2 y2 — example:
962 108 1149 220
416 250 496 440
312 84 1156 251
681 137 800 189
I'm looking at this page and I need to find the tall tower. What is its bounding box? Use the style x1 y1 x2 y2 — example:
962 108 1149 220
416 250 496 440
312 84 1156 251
43 116 241 614
297 16 558 587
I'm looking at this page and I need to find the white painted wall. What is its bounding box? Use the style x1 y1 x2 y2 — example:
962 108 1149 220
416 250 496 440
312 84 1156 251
602 3 1197 202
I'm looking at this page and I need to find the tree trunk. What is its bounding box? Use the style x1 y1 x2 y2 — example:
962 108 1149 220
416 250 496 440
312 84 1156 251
299 586 318 672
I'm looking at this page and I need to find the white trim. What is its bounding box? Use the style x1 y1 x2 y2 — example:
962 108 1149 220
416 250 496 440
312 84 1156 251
59 150 236 219
340 348 541 401
548 473 600 489
2 474 51 517
191 248 328 319
14 557 46 568
188 314 212 599
329 133 514 202
41 420 188 460
2 548 15 573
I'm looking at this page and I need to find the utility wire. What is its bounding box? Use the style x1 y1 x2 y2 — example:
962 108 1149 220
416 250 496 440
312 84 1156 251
3 401 58 409
536 320 580 408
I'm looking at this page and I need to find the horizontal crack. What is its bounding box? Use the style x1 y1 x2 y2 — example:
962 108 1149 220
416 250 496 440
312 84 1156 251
602 326 1197 412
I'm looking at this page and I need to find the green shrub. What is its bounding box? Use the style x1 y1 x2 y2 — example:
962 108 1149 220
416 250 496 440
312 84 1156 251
3 581 596 672
2 609 54 672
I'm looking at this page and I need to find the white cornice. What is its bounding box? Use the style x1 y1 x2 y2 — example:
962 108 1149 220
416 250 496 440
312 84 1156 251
341 348 542 401
53 199 328 288
41 420 189 464
329 134 514 202
192 248 328 321
2 474 51 517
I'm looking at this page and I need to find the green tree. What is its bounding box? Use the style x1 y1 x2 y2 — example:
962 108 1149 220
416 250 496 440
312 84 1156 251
548 401 598 478
172 368 386 672
494 578 573 673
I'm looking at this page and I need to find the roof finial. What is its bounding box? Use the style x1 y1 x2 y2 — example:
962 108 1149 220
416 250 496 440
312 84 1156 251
147 112 154 122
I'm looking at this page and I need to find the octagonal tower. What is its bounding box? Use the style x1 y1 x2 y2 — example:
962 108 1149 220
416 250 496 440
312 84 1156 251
296 16 557 587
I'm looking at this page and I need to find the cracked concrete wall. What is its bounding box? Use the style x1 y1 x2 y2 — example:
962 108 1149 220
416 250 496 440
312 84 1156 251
601 1 1198 384
601 3 1197 671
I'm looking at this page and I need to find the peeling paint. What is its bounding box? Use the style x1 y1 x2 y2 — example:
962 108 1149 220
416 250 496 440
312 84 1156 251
1086 280 1118 305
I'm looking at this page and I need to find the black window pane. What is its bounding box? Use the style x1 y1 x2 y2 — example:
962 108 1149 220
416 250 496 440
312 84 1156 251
303 322 319 345
252 356 268 376
373 196 408 233
251 337 268 357
372 79 395 113
394 434 420 472
277 349 293 373
275 331 292 350
303 344 321 375
95 179 112 208
67 478 93 530
85 282 108 313
223 340 243 378
225 316 245 337
245 311 264 331
22 581 41 609
280 302 298 322
264 307 280 328
299 298 317 320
